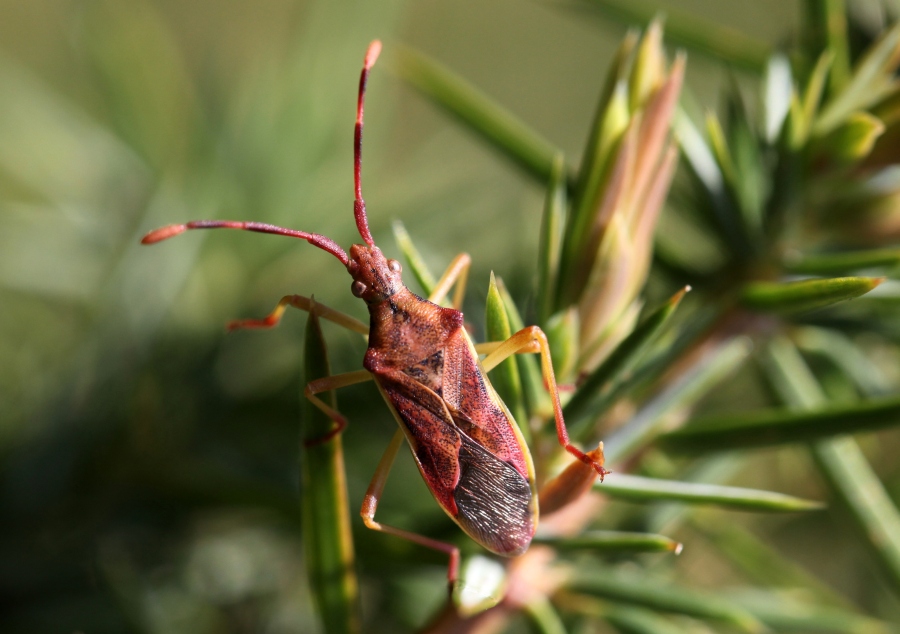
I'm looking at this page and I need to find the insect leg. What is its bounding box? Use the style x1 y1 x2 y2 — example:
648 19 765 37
227 294 369 336
475 339 540 357
480 326 610 481
361 429 461 591
538 442 605 516
304 370 373 446
428 253 471 310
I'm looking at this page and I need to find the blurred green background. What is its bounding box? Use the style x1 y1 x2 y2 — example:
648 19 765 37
5 1 898 633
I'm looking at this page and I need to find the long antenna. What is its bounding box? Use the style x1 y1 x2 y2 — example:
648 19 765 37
141 220 349 265
353 40 382 247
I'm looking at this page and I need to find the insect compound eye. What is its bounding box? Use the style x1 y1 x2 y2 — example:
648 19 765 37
351 280 367 298
387 259 402 273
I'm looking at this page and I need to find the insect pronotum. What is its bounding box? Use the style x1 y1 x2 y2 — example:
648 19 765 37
143 40 608 588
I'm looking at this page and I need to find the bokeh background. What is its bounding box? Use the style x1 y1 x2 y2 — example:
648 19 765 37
4 1 898 632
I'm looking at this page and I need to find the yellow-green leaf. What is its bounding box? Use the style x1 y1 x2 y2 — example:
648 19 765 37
301 309 361 634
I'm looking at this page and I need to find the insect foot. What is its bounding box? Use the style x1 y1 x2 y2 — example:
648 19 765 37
538 443 607 517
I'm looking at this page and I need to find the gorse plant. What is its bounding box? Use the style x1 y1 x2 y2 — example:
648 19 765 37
281 4 900 632
312 3 900 632
3 1 900 633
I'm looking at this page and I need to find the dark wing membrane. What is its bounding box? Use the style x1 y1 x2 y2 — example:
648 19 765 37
454 433 535 556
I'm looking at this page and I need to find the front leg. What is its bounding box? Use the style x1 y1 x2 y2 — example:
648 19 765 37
228 294 369 336
429 253 471 310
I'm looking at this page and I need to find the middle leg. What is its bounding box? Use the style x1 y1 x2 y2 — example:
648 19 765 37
303 369 373 446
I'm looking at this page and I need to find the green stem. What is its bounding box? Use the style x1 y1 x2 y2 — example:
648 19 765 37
583 0 771 72
765 337 900 595
393 46 568 185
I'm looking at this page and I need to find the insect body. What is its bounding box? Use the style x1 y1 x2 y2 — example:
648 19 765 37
143 40 607 585
358 257 537 555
